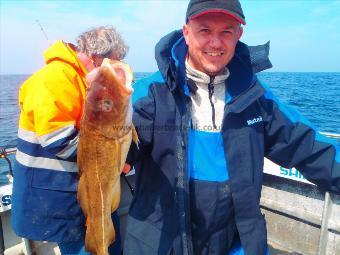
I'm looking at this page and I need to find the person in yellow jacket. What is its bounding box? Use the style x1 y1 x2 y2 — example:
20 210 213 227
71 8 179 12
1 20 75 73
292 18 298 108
12 26 128 255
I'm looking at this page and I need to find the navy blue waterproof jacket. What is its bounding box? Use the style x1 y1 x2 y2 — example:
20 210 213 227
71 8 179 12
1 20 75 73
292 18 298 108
124 30 340 255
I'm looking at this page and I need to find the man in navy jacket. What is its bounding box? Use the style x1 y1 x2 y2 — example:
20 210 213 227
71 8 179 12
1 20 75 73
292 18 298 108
124 1 340 254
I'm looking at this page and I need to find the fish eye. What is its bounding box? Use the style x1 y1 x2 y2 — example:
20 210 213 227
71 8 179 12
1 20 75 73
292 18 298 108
101 99 113 112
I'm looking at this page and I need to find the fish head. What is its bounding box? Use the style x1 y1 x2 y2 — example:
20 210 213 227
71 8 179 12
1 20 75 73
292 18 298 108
83 59 134 137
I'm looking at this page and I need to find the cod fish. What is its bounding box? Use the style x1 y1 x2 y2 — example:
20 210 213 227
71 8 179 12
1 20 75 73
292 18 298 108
77 58 138 255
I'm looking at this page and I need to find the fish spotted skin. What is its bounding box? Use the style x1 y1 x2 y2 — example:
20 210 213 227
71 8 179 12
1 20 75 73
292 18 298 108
77 59 137 255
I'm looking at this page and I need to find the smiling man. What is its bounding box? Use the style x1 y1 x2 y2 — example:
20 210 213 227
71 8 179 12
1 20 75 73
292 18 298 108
123 1 340 255
183 12 243 76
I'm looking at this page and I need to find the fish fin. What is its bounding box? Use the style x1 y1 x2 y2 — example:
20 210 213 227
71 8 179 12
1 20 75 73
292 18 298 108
116 140 123 174
77 176 89 216
132 125 139 149
85 225 96 253
113 140 122 210
111 178 121 212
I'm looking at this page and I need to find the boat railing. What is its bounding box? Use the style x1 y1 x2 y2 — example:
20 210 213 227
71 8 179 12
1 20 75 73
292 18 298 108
260 132 340 255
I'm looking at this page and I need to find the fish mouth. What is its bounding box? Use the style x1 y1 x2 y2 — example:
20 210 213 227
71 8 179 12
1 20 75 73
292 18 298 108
101 58 134 95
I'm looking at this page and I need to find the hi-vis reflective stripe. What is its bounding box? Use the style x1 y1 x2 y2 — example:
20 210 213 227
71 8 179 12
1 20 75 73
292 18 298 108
16 150 78 172
56 134 78 159
18 126 76 146
18 126 78 160
39 125 77 147
18 128 39 144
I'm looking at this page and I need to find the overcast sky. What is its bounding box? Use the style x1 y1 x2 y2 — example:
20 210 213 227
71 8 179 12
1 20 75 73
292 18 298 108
1 0 340 74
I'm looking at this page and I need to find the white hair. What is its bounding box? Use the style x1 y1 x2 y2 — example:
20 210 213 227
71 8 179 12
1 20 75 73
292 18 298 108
76 26 128 60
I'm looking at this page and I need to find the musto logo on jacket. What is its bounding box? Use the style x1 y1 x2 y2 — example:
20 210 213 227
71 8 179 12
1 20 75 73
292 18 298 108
247 116 263 126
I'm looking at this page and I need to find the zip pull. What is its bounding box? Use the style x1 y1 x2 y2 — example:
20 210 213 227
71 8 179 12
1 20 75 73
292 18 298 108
208 76 217 130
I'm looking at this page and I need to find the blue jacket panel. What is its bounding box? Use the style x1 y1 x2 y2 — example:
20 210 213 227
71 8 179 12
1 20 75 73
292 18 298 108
124 30 340 255
12 161 85 242
188 130 229 182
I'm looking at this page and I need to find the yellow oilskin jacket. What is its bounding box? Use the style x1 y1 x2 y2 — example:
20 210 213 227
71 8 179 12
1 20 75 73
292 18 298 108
17 40 87 167
12 41 89 242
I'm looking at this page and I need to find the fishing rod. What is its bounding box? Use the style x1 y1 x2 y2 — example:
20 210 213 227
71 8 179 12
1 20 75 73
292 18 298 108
35 19 51 46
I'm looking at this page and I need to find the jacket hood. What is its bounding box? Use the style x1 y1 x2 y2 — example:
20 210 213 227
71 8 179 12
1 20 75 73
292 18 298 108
44 40 87 75
155 30 183 83
155 30 271 98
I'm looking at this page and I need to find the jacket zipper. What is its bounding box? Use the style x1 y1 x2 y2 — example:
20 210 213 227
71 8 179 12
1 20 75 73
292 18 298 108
208 76 217 130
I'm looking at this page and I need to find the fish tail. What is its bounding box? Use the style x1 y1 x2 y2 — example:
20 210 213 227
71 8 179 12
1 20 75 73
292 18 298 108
84 213 115 255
